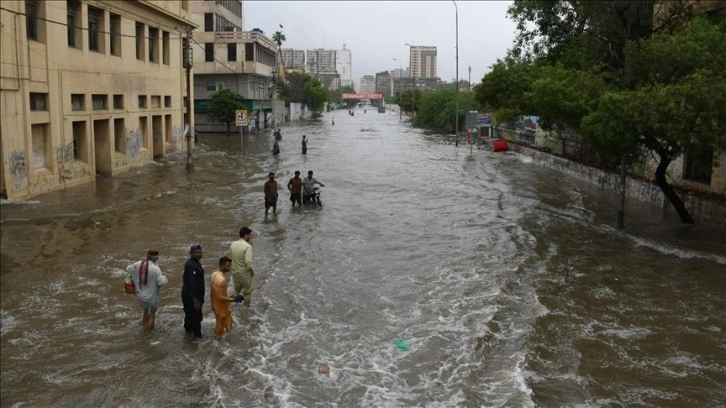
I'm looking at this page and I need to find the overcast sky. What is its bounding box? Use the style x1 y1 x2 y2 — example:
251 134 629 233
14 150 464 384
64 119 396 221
243 1 518 88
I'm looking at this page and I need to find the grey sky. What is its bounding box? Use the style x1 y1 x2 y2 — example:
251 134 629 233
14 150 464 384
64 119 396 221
243 1 518 88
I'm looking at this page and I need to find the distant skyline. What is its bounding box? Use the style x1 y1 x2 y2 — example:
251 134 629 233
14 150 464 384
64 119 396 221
243 1 518 88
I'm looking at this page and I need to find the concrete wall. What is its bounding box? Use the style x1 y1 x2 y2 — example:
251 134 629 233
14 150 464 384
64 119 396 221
0 0 192 200
510 144 726 226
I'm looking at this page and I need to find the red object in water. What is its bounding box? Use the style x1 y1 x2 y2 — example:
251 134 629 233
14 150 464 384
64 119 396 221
491 139 509 152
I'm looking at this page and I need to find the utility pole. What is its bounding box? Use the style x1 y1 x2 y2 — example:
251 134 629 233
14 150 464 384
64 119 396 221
183 27 193 169
453 0 459 148
468 65 471 91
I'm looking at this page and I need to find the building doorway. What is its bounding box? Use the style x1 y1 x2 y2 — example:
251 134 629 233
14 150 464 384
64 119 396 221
93 119 112 176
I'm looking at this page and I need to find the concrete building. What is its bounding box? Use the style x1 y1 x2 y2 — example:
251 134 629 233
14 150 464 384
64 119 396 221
280 48 305 71
190 1 279 132
374 72 391 99
336 45 353 88
306 48 336 76
409 45 437 79
359 75 375 94
0 0 194 200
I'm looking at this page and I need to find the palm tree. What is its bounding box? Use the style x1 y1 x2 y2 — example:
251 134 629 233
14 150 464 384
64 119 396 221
272 30 287 75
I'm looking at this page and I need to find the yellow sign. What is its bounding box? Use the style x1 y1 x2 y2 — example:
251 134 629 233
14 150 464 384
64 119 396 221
235 109 248 126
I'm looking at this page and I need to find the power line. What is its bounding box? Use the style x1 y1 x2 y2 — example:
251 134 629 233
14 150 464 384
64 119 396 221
0 5 188 41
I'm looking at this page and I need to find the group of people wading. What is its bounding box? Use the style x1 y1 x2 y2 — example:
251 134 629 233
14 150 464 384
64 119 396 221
126 226 256 341
264 170 326 215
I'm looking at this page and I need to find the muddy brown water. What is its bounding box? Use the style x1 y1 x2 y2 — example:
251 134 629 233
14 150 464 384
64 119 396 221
2 109 725 407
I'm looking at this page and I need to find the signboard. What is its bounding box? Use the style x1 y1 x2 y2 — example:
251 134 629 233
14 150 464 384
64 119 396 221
341 93 384 100
235 109 248 126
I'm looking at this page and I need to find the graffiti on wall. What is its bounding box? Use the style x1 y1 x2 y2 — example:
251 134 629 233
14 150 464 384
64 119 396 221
7 151 28 193
126 128 141 160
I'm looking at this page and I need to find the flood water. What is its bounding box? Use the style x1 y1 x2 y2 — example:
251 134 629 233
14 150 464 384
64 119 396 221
1 107 725 407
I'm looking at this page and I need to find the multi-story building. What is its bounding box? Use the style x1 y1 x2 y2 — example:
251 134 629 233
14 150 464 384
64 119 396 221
336 45 353 88
359 75 375 94
409 45 437 79
374 72 391 99
306 49 336 76
190 1 279 131
280 48 305 71
0 0 194 200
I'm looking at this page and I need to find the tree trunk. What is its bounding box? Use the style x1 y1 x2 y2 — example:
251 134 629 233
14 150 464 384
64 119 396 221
653 149 695 224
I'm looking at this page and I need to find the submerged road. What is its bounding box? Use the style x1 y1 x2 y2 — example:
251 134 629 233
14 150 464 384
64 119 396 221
2 107 725 407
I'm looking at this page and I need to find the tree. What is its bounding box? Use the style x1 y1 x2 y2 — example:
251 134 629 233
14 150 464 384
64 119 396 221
272 30 286 73
303 78 330 119
412 88 478 133
478 0 725 223
207 88 246 135
277 71 310 105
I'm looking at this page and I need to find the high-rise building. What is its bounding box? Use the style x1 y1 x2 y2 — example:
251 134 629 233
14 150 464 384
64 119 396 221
336 45 353 88
0 0 194 199
306 49 336 75
280 49 306 71
375 72 392 99
359 75 376 94
409 46 437 78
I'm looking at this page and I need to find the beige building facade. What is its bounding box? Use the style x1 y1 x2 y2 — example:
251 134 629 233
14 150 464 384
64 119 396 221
0 0 194 200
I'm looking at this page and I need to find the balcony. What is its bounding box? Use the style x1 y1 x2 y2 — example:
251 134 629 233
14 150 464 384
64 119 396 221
215 31 276 52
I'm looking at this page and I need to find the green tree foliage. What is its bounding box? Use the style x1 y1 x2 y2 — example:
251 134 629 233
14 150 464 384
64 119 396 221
396 88 421 115
413 89 478 133
277 71 311 105
477 0 725 223
303 78 331 119
207 88 246 135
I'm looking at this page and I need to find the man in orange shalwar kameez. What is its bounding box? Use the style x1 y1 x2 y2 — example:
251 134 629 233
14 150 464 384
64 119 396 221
210 256 244 340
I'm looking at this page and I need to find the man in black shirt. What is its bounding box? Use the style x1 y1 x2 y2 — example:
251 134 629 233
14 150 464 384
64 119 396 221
181 243 205 339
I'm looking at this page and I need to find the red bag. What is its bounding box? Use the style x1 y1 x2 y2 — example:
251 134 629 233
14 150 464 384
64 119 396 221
124 274 136 295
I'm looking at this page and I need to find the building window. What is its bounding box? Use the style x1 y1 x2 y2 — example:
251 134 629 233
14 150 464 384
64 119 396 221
245 43 254 62
138 95 147 108
26 1 38 41
110 13 121 56
148 27 159 63
113 94 124 109
227 43 237 61
207 82 223 91
136 22 145 61
114 118 125 154
151 95 161 109
92 94 107 110
30 93 48 111
164 96 171 108
88 6 103 53
162 31 170 64
204 13 213 32
205 43 214 62
31 123 51 170
71 93 84 111
72 121 87 161
67 0 81 48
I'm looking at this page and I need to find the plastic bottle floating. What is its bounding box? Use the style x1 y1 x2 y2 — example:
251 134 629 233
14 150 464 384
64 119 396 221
395 340 410 351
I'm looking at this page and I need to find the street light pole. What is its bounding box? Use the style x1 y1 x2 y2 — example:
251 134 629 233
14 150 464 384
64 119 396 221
453 0 459 148
393 58 402 120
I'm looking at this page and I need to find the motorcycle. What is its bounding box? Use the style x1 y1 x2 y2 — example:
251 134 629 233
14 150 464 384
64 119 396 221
303 187 322 207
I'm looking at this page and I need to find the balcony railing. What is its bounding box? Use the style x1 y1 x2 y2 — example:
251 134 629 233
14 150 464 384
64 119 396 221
215 31 277 51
